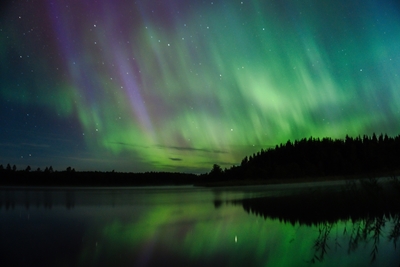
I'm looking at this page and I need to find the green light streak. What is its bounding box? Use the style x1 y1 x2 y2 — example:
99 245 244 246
2 0 400 171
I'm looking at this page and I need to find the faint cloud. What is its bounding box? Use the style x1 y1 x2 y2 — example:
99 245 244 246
169 157 183 161
110 142 138 147
157 145 227 154
0 141 55 149
21 143 50 148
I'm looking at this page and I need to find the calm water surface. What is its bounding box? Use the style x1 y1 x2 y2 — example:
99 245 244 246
0 183 399 266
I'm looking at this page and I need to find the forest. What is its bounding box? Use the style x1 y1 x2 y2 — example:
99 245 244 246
207 133 400 182
0 166 199 187
2 133 400 186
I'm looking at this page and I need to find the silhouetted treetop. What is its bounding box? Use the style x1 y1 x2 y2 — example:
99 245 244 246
210 164 223 176
208 133 400 181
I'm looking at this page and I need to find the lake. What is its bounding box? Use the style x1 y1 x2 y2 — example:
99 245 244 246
0 181 399 266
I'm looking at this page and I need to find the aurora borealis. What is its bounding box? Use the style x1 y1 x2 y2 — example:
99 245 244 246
1 0 400 172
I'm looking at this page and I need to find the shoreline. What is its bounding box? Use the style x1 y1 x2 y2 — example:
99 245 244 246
195 170 400 187
0 170 398 188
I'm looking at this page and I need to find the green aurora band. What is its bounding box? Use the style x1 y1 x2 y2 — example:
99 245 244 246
1 0 400 172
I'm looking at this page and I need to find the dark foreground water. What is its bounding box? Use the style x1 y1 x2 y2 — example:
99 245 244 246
0 181 399 266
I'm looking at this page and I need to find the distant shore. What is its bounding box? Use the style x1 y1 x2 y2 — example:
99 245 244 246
195 170 400 187
1 168 399 188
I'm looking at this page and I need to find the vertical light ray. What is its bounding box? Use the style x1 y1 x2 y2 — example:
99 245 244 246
1 0 400 171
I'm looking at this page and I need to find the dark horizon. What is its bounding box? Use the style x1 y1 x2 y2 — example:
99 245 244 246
1 131 400 176
2 132 400 189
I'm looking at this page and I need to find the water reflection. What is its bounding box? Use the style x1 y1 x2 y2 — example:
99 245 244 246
301 215 399 264
0 189 75 210
228 178 400 265
0 181 399 266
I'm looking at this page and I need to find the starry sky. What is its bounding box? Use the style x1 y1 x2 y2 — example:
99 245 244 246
1 0 400 173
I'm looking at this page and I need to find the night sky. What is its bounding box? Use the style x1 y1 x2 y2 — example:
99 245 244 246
1 0 400 173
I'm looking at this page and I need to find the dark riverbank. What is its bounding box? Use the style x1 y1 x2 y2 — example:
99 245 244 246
1 168 399 188
195 169 400 187
228 176 400 225
0 170 200 187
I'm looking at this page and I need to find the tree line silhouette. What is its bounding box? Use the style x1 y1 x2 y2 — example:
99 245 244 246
2 132 400 186
0 165 199 186
0 164 58 173
208 133 400 181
